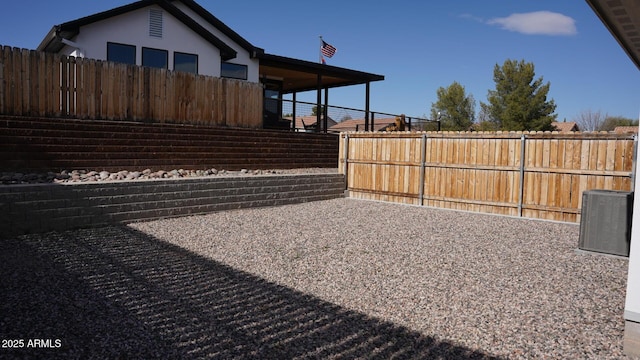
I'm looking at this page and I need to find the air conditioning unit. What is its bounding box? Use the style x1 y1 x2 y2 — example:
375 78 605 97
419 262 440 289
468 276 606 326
579 190 633 257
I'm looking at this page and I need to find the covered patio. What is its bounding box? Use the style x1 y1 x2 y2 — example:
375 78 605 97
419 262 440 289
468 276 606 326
257 52 384 132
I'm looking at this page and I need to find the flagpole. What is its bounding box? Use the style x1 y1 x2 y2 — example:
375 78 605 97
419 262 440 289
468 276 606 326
319 35 323 64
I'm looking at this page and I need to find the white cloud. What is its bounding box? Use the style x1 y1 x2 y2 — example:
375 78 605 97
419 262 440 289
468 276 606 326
487 11 577 36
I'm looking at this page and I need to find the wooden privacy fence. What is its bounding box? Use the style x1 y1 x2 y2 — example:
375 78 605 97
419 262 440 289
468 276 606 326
339 131 637 223
0 46 263 128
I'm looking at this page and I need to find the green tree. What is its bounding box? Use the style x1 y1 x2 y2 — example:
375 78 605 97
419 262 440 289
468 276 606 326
311 105 326 116
599 116 638 131
430 81 475 131
480 59 557 131
474 120 500 131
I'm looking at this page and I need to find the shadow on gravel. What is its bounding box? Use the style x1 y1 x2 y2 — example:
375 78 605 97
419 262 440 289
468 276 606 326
1 226 504 359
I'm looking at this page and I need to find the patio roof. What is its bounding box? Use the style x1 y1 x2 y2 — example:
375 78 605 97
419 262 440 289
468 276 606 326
585 0 640 70
257 53 385 94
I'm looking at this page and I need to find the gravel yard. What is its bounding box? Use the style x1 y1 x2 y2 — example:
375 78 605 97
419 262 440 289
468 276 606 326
1 197 633 359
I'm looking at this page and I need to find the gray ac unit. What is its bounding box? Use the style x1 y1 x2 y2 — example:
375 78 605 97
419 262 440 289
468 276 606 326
579 190 633 257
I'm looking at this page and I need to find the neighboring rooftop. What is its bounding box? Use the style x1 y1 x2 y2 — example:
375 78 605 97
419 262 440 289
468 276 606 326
329 118 397 132
551 121 580 132
614 126 638 134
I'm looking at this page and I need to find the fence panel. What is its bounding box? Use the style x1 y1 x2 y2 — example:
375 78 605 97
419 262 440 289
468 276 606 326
0 46 263 128
420 134 522 216
345 136 421 204
518 135 634 222
7 46 18 115
341 132 636 223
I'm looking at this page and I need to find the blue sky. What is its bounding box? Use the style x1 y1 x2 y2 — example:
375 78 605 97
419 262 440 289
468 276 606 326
1 1 638 122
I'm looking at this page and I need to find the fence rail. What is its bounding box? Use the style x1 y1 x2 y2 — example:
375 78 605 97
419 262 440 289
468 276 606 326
280 99 439 132
0 46 263 128
339 131 637 223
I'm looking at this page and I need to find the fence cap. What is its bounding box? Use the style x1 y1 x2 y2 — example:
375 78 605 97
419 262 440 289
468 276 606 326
341 130 636 140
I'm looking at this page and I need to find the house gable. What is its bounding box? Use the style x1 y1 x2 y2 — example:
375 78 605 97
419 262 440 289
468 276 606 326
176 0 261 57
37 0 261 80
171 1 262 81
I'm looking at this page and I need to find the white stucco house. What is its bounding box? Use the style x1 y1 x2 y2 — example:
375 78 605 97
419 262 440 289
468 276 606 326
37 0 384 130
585 0 640 356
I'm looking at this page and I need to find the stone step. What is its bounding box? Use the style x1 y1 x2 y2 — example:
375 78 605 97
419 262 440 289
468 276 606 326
1 174 345 236
2 175 343 201
1 116 337 143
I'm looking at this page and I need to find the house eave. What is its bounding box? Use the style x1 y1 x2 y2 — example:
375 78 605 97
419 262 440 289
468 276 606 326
585 0 640 70
177 0 263 58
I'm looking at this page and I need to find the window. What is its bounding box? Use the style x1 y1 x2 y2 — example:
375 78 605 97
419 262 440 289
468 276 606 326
142 47 168 69
221 62 248 80
107 42 136 65
174 52 198 74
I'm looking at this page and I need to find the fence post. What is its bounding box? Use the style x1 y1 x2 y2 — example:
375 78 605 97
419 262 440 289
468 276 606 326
343 134 349 190
371 112 375 132
632 134 638 193
518 134 527 217
419 133 427 206
0 46 4 114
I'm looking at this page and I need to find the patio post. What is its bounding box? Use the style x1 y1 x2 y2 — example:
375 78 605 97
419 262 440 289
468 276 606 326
316 74 322 131
291 92 297 131
324 87 329 133
365 82 370 131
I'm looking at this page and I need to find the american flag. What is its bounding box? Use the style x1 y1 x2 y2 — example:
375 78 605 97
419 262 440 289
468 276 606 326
321 40 337 58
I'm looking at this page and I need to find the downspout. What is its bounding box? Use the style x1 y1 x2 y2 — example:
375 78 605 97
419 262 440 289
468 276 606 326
60 38 85 58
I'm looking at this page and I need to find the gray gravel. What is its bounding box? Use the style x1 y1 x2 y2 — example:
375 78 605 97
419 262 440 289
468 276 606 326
0 167 337 185
1 198 634 359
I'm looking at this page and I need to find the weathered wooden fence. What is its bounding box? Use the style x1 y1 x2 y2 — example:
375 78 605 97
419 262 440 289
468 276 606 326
0 46 263 128
339 131 637 223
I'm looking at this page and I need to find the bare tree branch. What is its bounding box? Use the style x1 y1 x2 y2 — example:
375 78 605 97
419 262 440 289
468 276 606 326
572 109 607 131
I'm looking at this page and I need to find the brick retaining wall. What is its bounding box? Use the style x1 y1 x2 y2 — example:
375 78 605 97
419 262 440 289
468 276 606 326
0 173 345 237
0 116 339 172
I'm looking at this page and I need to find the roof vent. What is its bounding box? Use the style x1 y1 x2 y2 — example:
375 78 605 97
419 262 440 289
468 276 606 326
149 9 163 38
